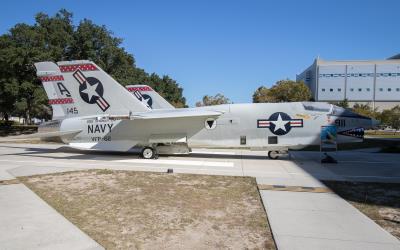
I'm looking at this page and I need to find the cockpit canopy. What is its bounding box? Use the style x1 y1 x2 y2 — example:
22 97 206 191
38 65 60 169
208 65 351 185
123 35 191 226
302 102 371 120
331 105 370 119
302 102 331 112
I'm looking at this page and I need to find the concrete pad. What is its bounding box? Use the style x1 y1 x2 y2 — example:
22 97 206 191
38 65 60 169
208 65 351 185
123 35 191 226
282 160 345 180
261 190 400 250
277 235 400 250
262 191 350 212
0 166 16 181
0 184 103 250
115 158 235 167
8 165 83 177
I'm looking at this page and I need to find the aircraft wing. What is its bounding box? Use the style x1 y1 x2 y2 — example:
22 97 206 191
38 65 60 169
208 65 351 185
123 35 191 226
121 109 224 145
131 109 224 119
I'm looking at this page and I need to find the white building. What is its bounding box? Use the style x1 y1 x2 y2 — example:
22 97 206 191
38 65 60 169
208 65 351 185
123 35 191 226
297 56 400 110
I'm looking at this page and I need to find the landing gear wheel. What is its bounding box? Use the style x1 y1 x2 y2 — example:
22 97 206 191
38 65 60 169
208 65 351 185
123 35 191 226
268 151 279 160
142 147 155 159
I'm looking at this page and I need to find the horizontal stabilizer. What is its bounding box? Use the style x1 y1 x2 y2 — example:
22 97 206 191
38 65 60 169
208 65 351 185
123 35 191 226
126 85 175 110
0 130 82 141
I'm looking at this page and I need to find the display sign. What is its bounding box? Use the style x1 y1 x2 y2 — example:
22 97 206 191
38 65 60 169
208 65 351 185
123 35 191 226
320 125 337 152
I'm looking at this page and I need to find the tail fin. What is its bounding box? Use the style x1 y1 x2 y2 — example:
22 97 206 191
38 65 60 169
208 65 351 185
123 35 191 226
126 85 175 110
35 60 150 119
35 62 72 119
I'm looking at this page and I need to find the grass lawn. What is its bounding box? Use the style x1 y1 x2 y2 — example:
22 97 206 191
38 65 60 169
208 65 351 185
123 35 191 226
323 181 400 240
365 130 400 139
366 134 400 139
19 170 275 250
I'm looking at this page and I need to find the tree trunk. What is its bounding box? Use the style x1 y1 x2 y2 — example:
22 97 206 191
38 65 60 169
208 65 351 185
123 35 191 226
26 98 32 125
26 111 31 125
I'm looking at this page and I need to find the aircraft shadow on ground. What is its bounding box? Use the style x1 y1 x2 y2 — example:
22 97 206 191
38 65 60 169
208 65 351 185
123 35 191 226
0 145 140 160
174 153 269 160
323 180 400 210
0 145 273 161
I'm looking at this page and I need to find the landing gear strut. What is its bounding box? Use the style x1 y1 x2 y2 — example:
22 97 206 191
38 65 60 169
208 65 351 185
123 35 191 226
141 147 158 159
268 151 279 160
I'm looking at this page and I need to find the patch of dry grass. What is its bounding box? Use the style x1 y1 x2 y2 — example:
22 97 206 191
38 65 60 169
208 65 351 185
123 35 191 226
20 170 275 249
323 181 400 240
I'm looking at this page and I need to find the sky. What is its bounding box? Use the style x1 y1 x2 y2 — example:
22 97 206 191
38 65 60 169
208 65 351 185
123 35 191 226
1 0 399 106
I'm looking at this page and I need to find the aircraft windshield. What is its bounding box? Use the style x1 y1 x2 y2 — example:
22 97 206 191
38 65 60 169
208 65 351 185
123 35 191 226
331 106 370 119
302 102 331 112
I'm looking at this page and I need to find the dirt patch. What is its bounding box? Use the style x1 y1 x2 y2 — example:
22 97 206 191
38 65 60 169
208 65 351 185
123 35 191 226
323 181 400 240
20 170 275 249
0 179 20 185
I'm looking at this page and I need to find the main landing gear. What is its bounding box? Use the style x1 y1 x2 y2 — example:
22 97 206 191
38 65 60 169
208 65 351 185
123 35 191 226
268 151 280 160
141 147 158 159
267 150 288 160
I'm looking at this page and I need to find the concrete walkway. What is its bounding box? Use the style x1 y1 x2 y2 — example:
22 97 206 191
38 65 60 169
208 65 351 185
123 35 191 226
260 190 400 250
0 184 103 250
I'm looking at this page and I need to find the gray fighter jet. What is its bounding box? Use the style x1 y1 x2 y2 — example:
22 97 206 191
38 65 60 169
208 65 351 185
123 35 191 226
28 60 375 159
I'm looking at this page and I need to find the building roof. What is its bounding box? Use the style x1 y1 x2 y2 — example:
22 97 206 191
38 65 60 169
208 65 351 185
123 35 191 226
316 57 400 65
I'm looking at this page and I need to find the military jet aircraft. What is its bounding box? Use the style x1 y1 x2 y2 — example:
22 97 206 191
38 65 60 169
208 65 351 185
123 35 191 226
28 60 375 159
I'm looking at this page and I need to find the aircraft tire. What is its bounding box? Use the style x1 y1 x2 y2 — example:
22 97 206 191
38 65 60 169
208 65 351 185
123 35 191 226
142 147 155 159
268 151 279 160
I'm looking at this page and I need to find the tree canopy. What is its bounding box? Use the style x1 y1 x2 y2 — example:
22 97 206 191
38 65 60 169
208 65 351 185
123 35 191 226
378 105 400 130
351 103 379 119
0 9 186 123
253 80 312 103
334 98 349 109
351 104 400 129
195 93 231 107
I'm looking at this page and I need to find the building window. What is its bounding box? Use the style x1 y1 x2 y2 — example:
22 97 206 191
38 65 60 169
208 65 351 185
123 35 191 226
388 88 392 92
338 88 341 92
358 88 362 92
322 88 325 92
366 88 370 91
330 88 333 92
350 88 354 92
379 88 383 91
396 88 400 92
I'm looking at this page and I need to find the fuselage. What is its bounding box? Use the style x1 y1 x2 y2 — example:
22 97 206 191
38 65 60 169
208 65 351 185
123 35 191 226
42 102 373 152
189 103 325 149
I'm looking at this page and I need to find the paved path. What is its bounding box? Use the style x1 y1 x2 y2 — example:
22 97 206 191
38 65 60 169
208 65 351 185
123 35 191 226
0 143 399 249
0 184 103 250
261 190 399 250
